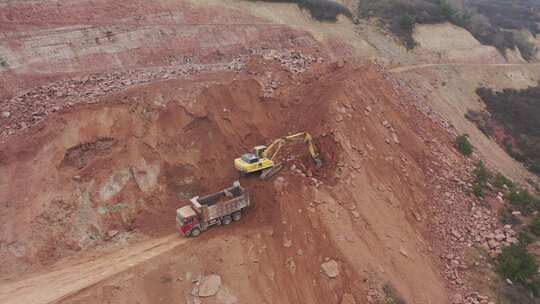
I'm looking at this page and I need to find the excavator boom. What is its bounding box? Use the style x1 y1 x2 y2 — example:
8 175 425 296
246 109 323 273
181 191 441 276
263 132 322 167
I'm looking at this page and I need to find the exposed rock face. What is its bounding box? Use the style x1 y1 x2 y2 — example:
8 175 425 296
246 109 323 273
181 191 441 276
198 274 221 297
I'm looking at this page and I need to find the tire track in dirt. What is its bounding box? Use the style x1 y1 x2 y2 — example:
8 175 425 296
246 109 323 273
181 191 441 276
0 234 187 304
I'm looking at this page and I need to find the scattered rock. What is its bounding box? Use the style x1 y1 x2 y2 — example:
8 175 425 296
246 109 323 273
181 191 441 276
283 237 292 248
494 233 505 242
106 229 119 240
321 259 339 278
487 239 500 249
198 274 221 297
399 247 409 258
392 133 400 144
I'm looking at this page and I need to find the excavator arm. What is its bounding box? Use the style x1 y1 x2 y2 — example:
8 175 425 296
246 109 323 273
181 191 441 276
262 132 322 167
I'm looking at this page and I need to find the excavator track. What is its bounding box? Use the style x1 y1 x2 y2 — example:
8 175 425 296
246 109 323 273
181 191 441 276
260 163 283 180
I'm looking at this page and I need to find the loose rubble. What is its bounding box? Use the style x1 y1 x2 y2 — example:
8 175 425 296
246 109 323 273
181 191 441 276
0 49 322 138
320 259 339 278
198 274 221 297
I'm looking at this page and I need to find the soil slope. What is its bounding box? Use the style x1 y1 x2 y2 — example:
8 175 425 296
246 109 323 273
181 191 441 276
1 58 454 303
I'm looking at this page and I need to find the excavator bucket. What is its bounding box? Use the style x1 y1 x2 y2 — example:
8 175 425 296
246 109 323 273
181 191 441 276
260 163 284 180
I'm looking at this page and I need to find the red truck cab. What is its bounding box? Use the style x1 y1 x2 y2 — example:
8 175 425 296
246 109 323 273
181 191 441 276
176 205 201 237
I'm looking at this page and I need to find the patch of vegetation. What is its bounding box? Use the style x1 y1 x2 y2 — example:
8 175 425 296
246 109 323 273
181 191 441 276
477 86 540 176
497 244 538 287
455 134 473 156
527 178 540 194
529 216 540 236
0 57 8 68
357 0 540 59
249 0 352 22
506 187 540 215
499 208 522 226
474 159 491 183
469 161 493 198
382 283 407 304
518 231 534 246
472 182 484 198
494 173 514 189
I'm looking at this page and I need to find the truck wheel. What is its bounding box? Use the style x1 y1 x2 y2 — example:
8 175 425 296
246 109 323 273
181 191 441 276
232 211 242 221
190 228 201 237
222 215 232 225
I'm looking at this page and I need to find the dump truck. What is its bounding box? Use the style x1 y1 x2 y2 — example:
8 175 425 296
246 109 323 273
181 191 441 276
176 181 250 237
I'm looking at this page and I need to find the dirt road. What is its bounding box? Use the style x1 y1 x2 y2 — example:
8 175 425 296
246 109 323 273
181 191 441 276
390 62 540 73
0 234 187 304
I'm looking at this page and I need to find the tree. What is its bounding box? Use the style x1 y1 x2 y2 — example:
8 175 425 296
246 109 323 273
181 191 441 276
497 244 538 284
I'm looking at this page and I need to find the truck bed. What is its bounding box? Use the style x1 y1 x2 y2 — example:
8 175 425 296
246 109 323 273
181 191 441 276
190 181 249 221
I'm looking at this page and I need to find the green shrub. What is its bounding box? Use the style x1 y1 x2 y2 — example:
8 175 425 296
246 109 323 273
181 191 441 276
473 182 484 198
438 0 456 20
518 231 533 246
0 57 8 68
474 161 491 186
382 284 407 304
494 173 514 189
455 134 473 156
527 279 540 297
526 178 540 194
399 13 415 32
506 188 539 214
497 244 538 284
530 216 540 236
500 208 522 225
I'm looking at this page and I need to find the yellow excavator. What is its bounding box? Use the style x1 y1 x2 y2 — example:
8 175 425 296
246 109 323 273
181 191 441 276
234 132 322 180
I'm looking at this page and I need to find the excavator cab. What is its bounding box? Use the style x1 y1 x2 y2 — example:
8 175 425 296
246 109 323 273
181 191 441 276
253 145 267 158
240 153 260 164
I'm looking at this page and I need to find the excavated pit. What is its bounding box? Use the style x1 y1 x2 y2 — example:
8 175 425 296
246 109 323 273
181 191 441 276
0 60 457 303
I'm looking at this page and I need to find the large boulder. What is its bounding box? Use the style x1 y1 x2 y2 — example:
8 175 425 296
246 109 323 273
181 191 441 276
198 274 221 297
321 259 339 278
